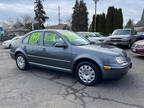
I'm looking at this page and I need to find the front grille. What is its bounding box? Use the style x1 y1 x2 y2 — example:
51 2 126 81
111 38 122 42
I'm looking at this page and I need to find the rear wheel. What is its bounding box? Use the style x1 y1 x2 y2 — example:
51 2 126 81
16 54 29 70
75 61 101 86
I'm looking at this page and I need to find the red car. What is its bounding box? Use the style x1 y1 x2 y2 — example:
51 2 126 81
131 40 144 56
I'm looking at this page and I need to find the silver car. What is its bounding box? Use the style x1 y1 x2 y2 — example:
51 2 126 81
107 29 137 48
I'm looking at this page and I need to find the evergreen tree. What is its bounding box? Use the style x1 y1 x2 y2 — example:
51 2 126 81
34 0 48 29
105 6 115 35
89 15 95 32
79 0 89 31
90 13 106 34
72 0 88 31
98 13 106 34
105 6 123 35
118 8 123 28
125 19 134 29
72 0 80 31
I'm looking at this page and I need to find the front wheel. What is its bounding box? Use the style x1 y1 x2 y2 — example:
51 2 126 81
75 61 101 86
16 54 29 70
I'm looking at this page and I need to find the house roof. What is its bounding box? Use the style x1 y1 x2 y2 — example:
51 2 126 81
45 24 68 29
135 9 144 27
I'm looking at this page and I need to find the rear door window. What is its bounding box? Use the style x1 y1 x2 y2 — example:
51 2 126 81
29 32 41 45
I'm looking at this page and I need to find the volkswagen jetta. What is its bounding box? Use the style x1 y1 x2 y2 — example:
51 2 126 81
10 30 132 86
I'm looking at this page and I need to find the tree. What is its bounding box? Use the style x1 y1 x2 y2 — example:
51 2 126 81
105 6 123 35
125 19 134 29
78 0 89 31
34 0 48 29
72 0 80 31
90 13 106 34
72 0 88 31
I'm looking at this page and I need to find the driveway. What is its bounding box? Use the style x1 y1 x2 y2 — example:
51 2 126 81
0 46 144 108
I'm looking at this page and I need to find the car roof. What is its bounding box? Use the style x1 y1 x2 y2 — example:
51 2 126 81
31 29 70 32
114 29 132 31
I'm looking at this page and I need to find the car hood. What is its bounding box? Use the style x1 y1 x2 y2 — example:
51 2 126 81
88 37 106 41
109 35 130 38
134 40 144 45
3 40 11 43
78 44 123 56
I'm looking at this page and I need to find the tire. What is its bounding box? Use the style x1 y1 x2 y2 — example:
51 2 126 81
75 61 101 86
16 54 29 70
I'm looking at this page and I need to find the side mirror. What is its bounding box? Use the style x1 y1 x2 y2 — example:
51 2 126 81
55 43 67 48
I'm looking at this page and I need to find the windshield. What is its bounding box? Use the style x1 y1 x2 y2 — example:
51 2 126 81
112 30 131 35
94 33 104 37
59 31 90 46
78 32 96 37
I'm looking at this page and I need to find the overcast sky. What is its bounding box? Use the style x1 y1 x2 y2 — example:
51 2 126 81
0 0 144 26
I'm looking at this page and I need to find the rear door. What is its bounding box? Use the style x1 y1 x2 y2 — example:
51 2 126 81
41 31 72 71
22 31 44 64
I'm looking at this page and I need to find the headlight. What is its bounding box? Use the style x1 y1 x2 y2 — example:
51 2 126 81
116 56 125 64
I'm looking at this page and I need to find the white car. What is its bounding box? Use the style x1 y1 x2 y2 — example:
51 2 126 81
2 36 22 49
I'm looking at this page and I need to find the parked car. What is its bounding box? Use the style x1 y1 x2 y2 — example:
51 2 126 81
2 36 22 49
77 32 107 44
136 32 144 41
107 29 137 48
131 40 144 56
10 30 132 86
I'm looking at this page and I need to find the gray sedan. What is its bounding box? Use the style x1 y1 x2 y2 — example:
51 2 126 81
10 30 132 86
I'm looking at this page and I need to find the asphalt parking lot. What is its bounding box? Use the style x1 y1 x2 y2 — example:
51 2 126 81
0 45 144 108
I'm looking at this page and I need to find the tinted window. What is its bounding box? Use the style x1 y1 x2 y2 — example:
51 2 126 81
44 32 64 47
23 35 30 44
29 32 41 45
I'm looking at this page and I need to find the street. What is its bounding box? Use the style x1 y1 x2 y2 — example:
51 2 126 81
0 45 144 108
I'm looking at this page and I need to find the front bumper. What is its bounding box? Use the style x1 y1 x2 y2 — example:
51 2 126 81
102 61 132 80
131 48 144 56
106 41 129 46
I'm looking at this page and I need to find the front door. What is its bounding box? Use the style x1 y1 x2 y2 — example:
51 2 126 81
41 31 72 71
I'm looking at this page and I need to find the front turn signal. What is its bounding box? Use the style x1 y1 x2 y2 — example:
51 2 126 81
104 66 112 70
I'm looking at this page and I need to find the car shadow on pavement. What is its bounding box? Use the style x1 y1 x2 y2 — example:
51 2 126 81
28 65 135 89
133 55 144 60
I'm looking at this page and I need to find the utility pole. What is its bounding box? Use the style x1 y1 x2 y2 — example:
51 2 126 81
93 0 98 32
58 5 61 25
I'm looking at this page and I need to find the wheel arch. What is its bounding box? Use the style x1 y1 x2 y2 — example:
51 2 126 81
15 49 27 60
73 58 102 78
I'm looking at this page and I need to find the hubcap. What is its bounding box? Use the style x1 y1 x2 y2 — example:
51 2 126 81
78 65 95 84
17 56 25 69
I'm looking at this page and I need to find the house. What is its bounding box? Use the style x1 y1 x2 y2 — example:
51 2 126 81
5 27 30 36
45 24 71 30
134 9 144 32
